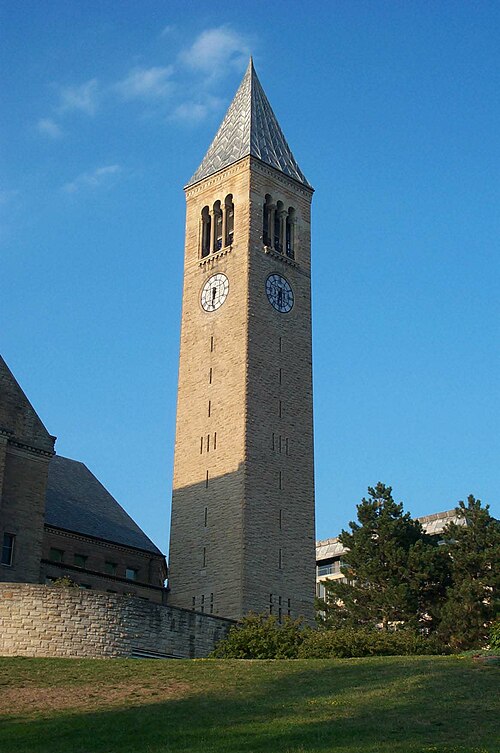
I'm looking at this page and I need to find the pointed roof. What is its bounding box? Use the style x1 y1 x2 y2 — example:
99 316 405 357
187 59 312 189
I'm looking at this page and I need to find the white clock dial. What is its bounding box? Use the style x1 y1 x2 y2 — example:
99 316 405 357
201 273 229 312
266 274 294 313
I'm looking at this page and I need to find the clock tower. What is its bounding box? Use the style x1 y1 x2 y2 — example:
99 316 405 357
168 59 316 621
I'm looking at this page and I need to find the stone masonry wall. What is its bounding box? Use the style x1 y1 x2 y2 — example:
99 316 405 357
0 584 234 659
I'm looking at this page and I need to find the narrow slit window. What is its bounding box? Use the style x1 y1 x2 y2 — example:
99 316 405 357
279 509 282 529
210 336 214 352
203 547 207 568
200 436 203 454
208 400 211 417
279 400 282 418
204 507 208 527
192 596 196 610
285 438 289 456
279 368 282 385
213 432 217 450
287 598 291 616
207 434 210 452
209 367 212 384
279 471 282 490
272 432 275 450
279 548 283 569
225 194 234 246
279 435 282 454
210 593 214 614
279 337 283 353
205 470 209 488
269 593 273 614
201 594 205 613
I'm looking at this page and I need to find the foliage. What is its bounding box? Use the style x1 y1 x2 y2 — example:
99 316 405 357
51 576 79 588
489 619 500 651
210 613 306 658
318 483 450 632
438 495 500 650
298 627 449 658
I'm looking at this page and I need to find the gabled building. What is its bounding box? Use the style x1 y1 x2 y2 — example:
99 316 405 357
0 355 167 601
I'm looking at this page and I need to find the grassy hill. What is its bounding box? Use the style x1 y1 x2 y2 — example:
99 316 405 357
0 655 498 753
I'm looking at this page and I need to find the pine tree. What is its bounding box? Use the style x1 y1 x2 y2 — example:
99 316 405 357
439 495 500 650
319 483 450 631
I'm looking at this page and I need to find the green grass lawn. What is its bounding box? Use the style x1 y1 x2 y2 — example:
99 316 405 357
0 655 498 753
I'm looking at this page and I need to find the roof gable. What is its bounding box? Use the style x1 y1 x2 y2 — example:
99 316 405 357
0 355 55 453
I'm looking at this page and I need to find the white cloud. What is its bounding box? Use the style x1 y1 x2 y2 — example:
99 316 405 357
58 79 99 115
172 96 224 124
37 118 63 139
62 164 122 194
116 66 173 100
160 24 175 37
179 26 250 77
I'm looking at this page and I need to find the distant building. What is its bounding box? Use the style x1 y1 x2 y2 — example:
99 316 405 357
0 355 167 601
316 509 461 599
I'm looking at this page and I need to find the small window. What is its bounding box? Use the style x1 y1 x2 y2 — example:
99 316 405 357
210 593 214 614
201 594 205 613
74 554 87 568
192 596 196 610
49 548 64 563
279 548 283 569
201 206 211 258
1 533 15 566
105 561 117 575
125 567 138 580
225 194 234 246
269 593 273 614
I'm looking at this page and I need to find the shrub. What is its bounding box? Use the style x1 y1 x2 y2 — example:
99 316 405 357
211 613 306 658
489 620 500 651
298 628 449 658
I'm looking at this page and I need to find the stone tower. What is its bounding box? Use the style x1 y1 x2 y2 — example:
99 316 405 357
168 60 315 621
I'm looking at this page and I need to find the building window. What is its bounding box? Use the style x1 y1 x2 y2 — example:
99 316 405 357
204 507 208 527
210 592 214 614
74 554 87 568
287 598 291 617
269 593 273 614
225 194 234 246
1 533 15 566
201 594 205 613
192 596 196 611
201 206 211 257
214 200 223 251
279 548 283 569
202 547 207 568
125 567 138 580
105 561 117 575
49 548 64 563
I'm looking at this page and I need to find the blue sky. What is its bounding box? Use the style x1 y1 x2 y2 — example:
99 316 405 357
2 1 499 554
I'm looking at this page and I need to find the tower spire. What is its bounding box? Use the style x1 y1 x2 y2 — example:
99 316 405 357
187 59 311 188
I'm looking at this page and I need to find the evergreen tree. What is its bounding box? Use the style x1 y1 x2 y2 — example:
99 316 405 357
439 495 500 650
319 483 450 631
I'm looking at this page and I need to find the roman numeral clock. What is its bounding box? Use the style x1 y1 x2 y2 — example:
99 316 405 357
168 59 316 622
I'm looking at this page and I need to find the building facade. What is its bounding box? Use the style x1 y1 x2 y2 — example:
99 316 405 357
168 60 316 621
315 509 462 599
0 356 167 600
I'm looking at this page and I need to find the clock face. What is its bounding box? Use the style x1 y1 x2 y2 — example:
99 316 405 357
201 273 229 312
266 274 294 313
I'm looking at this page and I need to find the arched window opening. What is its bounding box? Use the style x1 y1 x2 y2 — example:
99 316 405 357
263 194 272 246
201 206 211 258
286 207 296 259
213 200 222 252
275 201 284 253
224 194 234 246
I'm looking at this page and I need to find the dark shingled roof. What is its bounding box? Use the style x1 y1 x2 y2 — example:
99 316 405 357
45 455 163 555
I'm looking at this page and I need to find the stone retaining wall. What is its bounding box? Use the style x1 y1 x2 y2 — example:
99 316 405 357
0 584 234 658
